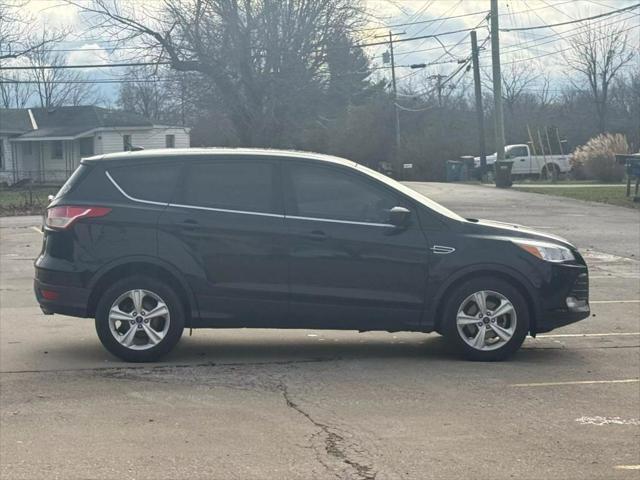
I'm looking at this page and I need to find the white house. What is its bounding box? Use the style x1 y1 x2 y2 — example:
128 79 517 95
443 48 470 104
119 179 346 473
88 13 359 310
0 106 190 185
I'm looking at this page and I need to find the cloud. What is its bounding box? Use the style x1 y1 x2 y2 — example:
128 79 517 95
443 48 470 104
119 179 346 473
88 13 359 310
67 44 111 67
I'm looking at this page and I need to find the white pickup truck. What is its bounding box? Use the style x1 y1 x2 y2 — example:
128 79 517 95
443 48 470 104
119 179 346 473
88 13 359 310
474 144 571 177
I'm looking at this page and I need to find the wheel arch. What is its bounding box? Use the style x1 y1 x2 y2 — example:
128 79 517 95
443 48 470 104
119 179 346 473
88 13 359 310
429 264 541 335
87 256 199 325
540 162 560 176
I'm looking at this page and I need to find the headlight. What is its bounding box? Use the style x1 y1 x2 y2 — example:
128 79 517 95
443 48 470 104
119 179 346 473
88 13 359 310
514 240 575 262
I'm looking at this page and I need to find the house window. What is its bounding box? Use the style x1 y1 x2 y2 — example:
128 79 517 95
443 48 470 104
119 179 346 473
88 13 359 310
165 134 175 148
52 141 63 159
79 137 94 157
123 135 132 151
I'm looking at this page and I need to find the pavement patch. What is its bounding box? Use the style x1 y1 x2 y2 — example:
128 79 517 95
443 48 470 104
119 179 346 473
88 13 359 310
538 332 640 338
575 416 640 426
510 379 639 387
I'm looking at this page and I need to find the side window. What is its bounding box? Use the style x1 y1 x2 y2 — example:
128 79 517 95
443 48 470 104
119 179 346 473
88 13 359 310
288 163 399 224
510 146 528 157
182 161 276 214
108 162 181 203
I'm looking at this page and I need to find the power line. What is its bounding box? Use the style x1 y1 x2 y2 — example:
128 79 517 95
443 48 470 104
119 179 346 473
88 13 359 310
500 2 640 31
496 9 639 55
357 0 578 33
0 26 481 71
484 22 640 66
358 9 489 32
0 61 171 71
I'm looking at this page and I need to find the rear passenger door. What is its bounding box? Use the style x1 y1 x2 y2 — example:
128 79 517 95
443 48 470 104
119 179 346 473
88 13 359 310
158 157 289 326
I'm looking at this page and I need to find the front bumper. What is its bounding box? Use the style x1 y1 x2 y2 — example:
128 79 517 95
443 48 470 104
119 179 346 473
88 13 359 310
534 268 590 333
34 278 90 317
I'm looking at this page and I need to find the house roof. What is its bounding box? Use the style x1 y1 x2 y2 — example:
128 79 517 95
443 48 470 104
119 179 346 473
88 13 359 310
0 109 32 134
0 105 160 138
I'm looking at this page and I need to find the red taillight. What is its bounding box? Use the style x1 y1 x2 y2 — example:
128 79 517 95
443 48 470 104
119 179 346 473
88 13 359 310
41 289 59 300
45 206 111 229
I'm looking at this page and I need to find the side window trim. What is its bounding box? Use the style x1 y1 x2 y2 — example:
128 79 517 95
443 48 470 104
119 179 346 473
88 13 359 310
108 163 283 218
105 170 169 206
286 214 394 228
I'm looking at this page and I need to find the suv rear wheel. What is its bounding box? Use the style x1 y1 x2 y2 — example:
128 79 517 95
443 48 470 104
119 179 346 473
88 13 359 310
442 277 529 361
95 276 185 362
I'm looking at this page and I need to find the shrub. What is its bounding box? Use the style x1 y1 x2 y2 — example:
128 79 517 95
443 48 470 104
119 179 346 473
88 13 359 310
571 133 628 182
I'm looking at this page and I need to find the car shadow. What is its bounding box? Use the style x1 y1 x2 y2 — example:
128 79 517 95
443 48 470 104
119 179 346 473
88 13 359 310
15 332 581 371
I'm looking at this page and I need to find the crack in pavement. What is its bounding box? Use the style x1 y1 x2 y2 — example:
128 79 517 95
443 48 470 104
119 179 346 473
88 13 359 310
0 356 343 375
278 380 377 480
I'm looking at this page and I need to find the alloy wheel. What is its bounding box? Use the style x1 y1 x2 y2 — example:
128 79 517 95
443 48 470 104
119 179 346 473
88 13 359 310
108 289 171 350
456 290 517 351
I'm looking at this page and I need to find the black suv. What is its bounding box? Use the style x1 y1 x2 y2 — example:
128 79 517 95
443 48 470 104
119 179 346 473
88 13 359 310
35 149 590 362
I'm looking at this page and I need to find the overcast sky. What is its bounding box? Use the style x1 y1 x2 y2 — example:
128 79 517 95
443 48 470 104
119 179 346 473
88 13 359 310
15 0 640 103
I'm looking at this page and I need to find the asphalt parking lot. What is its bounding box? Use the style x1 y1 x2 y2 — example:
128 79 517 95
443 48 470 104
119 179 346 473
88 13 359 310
1 182 638 480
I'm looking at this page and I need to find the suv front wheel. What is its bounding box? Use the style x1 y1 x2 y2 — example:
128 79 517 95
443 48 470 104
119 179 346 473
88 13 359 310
95 276 185 362
442 277 529 361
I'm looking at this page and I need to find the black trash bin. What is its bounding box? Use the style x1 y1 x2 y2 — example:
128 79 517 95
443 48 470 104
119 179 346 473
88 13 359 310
445 160 463 182
495 161 513 188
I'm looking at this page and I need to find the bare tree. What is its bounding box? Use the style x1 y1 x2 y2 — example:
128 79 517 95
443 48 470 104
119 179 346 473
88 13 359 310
0 1 64 61
0 72 32 107
27 30 98 108
565 23 635 133
117 67 164 119
71 0 367 146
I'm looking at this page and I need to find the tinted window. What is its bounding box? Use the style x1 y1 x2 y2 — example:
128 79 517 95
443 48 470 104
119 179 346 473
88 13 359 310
109 162 181 203
289 163 399 224
182 161 276 214
55 164 90 200
509 146 528 157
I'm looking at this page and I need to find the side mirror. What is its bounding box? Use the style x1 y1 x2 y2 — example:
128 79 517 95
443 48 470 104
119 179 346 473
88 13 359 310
388 206 411 227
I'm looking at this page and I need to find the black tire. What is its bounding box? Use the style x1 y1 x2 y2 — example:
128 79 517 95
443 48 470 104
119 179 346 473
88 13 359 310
95 275 185 362
442 276 529 361
540 164 559 180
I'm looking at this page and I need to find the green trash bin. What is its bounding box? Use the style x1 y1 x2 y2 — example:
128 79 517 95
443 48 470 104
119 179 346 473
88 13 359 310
446 160 463 182
495 161 513 188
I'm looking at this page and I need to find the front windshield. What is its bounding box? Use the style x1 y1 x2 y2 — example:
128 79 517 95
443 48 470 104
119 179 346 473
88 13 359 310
356 164 466 222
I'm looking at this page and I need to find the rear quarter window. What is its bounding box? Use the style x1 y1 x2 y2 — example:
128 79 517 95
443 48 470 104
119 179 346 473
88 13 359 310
54 164 91 200
107 162 182 203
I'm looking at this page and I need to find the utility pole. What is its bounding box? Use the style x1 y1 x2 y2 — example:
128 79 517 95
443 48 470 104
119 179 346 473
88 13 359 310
389 31 400 154
377 31 404 177
470 30 487 178
427 74 446 107
490 0 506 172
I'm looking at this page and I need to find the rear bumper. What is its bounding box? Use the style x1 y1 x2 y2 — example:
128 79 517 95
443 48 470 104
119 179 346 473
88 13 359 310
34 278 90 317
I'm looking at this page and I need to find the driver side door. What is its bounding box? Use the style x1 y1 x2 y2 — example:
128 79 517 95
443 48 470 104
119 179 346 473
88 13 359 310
508 146 530 174
283 161 429 331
